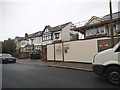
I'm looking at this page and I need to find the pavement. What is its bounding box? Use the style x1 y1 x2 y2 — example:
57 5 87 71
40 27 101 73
16 59 93 71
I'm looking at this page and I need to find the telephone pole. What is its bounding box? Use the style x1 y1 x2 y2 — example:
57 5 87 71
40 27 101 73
109 0 114 47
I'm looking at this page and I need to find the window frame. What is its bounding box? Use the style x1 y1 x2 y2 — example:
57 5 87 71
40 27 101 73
54 33 60 39
43 32 52 41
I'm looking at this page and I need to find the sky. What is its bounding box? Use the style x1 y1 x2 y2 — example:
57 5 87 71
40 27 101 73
0 0 119 41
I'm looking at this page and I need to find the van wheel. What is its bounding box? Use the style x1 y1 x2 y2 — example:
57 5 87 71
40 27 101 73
105 66 120 85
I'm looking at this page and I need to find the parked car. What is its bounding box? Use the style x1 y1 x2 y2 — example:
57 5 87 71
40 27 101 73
30 50 42 59
0 53 16 64
92 42 120 85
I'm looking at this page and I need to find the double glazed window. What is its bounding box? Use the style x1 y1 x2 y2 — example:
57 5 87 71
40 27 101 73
43 32 52 41
116 24 120 32
34 37 42 43
98 26 104 34
21 41 26 45
86 25 105 36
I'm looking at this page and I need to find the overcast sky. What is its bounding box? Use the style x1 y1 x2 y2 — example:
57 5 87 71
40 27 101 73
0 0 119 41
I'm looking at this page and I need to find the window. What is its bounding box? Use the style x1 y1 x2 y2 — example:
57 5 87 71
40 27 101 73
115 46 120 52
49 33 51 36
96 29 99 34
86 30 91 37
21 41 26 45
90 29 94 35
98 26 104 34
90 28 97 35
48 36 50 40
116 24 120 32
55 33 60 39
43 36 45 41
43 32 52 41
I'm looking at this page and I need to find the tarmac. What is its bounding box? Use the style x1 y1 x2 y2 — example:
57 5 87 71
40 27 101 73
16 59 93 72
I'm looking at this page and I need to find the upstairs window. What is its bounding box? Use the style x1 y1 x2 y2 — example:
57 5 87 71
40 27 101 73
116 24 120 32
55 33 60 39
43 32 52 41
98 26 105 34
86 30 91 37
21 41 26 45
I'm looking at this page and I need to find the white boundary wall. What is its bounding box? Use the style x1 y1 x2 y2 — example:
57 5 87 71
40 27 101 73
47 38 108 63
47 44 54 61
64 39 98 63
55 43 63 61
0 42 2 89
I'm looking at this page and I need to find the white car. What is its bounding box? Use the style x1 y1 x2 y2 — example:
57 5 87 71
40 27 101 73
92 42 120 85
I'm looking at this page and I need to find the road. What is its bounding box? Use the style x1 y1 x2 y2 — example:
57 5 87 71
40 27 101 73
2 63 119 88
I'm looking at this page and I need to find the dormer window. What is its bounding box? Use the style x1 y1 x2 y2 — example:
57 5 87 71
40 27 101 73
55 33 60 39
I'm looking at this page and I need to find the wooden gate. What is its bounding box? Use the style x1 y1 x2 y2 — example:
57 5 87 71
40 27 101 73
41 45 47 61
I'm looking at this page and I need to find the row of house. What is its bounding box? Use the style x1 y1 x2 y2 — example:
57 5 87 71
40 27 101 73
74 11 120 39
15 11 120 59
15 22 79 59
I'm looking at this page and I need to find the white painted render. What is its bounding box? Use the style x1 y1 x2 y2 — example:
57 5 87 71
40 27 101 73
64 40 98 63
61 23 73 41
55 43 63 61
20 40 27 47
47 44 54 61
47 38 110 63
47 43 63 61
42 40 53 45
44 28 49 32
33 36 42 45
28 38 32 45
86 25 106 37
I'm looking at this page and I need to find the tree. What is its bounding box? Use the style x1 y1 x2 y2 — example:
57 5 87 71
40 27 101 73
2 39 16 56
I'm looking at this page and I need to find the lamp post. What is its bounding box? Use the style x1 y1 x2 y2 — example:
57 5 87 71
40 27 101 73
109 0 114 48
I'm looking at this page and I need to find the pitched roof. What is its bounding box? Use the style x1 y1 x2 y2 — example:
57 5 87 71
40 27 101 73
42 22 72 33
28 31 42 38
102 11 120 20
28 32 37 38
33 31 42 37
84 11 120 28
84 16 104 26
19 31 42 41
50 22 72 32
15 36 24 41
15 36 22 40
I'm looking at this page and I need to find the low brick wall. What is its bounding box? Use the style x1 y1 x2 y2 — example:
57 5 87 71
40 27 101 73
19 52 30 59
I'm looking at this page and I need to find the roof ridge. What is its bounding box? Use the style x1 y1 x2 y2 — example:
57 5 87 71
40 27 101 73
52 22 71 28
103 11 120 17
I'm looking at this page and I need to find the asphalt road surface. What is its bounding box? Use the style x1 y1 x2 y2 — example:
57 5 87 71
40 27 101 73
2 63 119 88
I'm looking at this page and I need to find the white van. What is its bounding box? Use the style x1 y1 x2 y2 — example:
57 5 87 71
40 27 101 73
92 42 120 85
